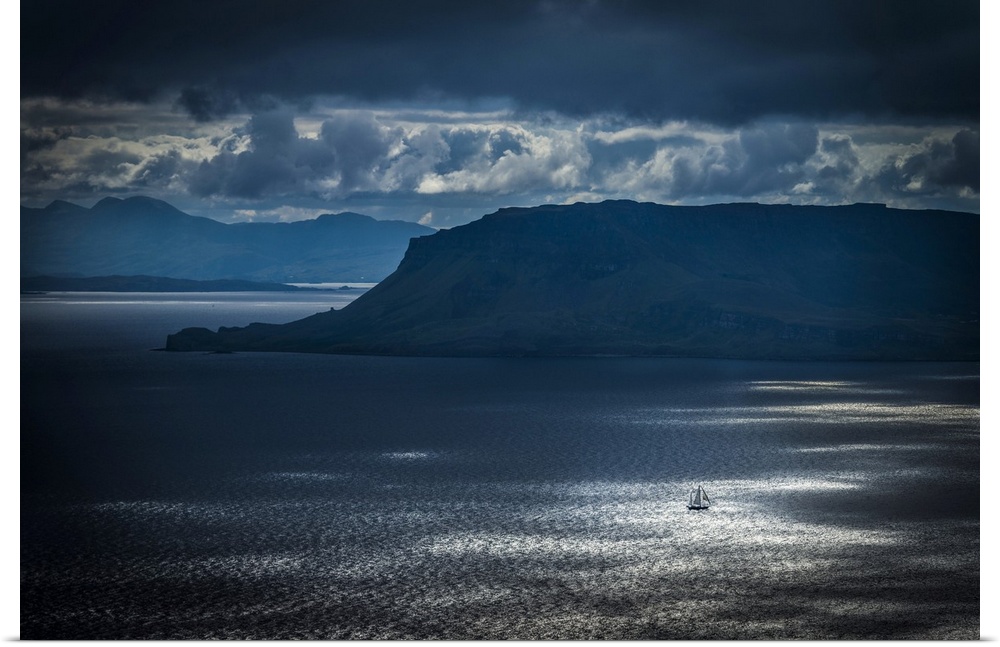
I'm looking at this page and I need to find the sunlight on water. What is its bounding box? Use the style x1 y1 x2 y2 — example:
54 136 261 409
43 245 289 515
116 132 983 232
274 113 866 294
794 443 946 453
92 500 217 518
262 471 353 482
778 401 977 424
356 475 903 564
185 554 307 578
380 451 439 461
56 438 976 640
625 401 977 426
22 304 978 641
741 475 867 490
918 373 979 381
750 379 857 389
748 380 905 395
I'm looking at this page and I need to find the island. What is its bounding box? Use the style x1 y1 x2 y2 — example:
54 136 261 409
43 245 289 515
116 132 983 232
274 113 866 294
166 200 979 360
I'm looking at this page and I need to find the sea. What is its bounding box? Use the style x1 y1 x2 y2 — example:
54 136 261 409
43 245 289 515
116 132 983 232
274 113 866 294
20 290 981 639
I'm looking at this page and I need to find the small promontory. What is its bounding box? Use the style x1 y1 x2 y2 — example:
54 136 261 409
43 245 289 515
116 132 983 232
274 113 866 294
166 201 978 360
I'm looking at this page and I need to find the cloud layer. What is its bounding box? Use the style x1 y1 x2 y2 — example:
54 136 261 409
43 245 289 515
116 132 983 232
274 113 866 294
22 0 978 124
20 1 979 223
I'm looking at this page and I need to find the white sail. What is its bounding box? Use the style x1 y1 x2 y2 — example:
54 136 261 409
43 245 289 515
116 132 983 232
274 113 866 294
688 485 710 509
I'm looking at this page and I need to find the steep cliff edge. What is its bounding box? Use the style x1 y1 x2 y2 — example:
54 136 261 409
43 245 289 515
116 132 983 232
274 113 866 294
166 201 978 359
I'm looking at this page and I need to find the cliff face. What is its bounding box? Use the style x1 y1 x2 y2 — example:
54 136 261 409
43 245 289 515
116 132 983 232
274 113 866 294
166 201 979 360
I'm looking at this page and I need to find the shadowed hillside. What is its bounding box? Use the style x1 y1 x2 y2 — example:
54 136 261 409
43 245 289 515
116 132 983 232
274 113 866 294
166 201 978 360
21 196 434 282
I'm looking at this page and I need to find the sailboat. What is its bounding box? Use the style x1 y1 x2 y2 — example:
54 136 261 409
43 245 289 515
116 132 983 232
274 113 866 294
687 485 711 510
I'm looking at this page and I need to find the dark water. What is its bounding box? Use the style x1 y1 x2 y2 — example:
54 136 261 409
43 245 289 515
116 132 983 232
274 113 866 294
21 293 980 639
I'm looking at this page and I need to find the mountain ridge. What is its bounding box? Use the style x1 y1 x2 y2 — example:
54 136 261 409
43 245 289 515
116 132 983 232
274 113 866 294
165 200 979 360
21 196 435 282
20 275 331 293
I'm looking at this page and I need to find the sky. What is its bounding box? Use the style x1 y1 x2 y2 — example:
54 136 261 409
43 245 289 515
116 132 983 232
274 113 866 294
20 0 980 227
8 3 996 632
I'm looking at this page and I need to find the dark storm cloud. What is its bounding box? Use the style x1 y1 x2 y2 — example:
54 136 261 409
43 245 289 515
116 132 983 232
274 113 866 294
132 150 185 187
664 123 819 198
318 113 394 190
871 129 980 196
21 0 978 124
191 110 328 198
20 127 72 159
929 129 979 192
19 0 980 219
176 87 244 123
191 110 402 199
736 124 818 193
488 130 525 159
435 130 490 175
810 136 862 196
587 138 661 177
81 148 145 173
431 128 531 175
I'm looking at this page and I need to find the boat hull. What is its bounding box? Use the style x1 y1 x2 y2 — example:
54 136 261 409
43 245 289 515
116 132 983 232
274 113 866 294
687 505 710 510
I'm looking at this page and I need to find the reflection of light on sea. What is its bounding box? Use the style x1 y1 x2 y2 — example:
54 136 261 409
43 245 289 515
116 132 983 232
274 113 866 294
380 451 438 461
93 500 226 519
794 443 946 453
402 475 917 637
622 402 977 426
261 471 353 482
186 554 307 578
428 476 897 559
778 402 976 424
750 380 857 389
748 380 905 395
83 462 977 638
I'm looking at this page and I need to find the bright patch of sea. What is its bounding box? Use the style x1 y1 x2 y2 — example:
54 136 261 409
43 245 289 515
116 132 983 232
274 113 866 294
21 292 980 639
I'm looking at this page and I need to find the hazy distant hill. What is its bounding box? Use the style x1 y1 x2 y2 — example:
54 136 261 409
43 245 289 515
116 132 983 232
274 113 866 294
20 275 324 293
166 200 979 360
21 196 434 282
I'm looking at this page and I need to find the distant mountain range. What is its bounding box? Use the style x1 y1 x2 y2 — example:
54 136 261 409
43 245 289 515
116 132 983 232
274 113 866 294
20 275 328 293
21 196 434 282
166 200 979 360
